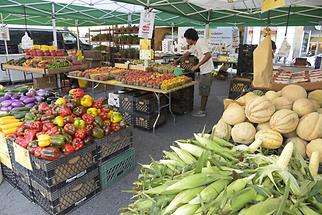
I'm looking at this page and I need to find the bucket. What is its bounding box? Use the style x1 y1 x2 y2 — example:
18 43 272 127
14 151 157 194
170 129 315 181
78 79 88 88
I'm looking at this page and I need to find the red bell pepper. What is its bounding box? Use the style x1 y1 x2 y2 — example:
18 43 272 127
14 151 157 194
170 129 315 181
27 141 38 154
46 126 60 135
69 88 85 99
59 105 72 117
38 102 49 112
25 129 37 144
34 146 42 157
75 128 86 139
84 136 92 145
111 123 121 132
72 138 84 151
40 147 61 161
93 98 105 109
85 124 94 135
15 136 28 148
63 123 76 135
82 113 94 125
42 122 55 132
30 121 43 132
99 110 108 121
73 106 86 116
64 116 74 124
16 124 25 136
62 143 75 155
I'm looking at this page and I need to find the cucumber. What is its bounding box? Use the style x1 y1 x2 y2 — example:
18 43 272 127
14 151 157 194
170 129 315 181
13 112 28 119
10 107 31 113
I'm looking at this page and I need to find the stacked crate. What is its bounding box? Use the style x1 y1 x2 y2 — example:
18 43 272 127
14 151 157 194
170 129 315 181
95 126 135 190
133 93 167 130
1 127 135 215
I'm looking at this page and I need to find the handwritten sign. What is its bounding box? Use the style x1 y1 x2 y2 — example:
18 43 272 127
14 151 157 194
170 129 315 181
13 142 32 170
0 133 12 169
138 11 155 39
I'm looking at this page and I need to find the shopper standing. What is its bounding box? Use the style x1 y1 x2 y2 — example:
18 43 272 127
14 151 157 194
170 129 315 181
175 28 215 117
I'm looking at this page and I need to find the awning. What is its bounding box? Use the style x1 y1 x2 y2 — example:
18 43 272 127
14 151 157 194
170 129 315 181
115 0 322 26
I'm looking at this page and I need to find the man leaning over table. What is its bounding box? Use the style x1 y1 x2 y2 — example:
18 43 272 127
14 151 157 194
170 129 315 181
175 28 215 117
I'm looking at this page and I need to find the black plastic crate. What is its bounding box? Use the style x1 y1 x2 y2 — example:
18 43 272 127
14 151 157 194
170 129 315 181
119 108 133 125
1 164 17 187
171 98 193 115
30 143 97 190
16 172 34 202
228 77 252 99
171 85 194 100
133 110 167 130
95 126 133 163
118 89 148 111
32 168 99 215
134 93 167 114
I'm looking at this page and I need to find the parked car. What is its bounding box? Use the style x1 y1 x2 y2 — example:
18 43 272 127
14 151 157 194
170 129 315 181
0 28 92 54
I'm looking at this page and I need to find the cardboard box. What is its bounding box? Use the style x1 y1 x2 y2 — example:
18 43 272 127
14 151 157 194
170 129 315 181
270 81 322 91
33 75 57 89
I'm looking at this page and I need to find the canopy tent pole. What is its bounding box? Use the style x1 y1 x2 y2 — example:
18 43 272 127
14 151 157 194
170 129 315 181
76 20 80 50
315 22 321 57
51 2 58 48
204 10 211 39
0 13 9 60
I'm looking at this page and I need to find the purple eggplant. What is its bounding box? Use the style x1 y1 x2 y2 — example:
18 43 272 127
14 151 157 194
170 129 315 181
20 96 29 101
35 96 43 102
23 97 36 104
36 89 47 96
6 106 13 111
26 89 36 97
1 100 12 107
11 94 20 99
0 106 8 111
0 96 10 103
12 101 24 108
4 92 13 97
25 103 35 108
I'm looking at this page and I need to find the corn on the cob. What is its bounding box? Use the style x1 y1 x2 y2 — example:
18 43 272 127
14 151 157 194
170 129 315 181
238 197 281 215
276 141 294 170
165 173 217 193
163 151 185 166
176 142 206 157
248 138 263 153
309 151 319 177
189 179 231 204
145 180 178 194
164 186 204 214
299 205 321 215
170 146 196 165
223 187 257 212
172 204 199 215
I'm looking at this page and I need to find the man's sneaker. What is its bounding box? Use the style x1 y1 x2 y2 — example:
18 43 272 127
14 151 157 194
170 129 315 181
192 110 206 117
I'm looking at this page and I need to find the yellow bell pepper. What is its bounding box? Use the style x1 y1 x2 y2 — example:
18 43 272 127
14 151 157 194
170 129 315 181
55 97 66 105
107 111 113 120
38 134 51 147
53 116 64 127
111 112 123 123
80 95 93 107
87 108 99 117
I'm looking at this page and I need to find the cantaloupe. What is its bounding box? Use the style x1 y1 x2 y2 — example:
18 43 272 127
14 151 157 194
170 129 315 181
310 99 320 111
245 96 275 123
255 129 283 149
256 122 271 131
272 97 293 110
212 119 231 141
306 138 322 162
296 112 322 141
308 90 322 106
231 122 256 144
265 90 280 100
222 103 246 125
293 98 315 117
270 109 299 134
281 84 307 102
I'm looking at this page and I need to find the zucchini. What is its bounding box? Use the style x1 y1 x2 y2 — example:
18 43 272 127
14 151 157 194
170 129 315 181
10 107 31 113
13 112 28 119
0 113 11 117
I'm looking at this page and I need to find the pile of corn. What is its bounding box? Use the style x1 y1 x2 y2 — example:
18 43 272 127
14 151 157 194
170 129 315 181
121 132 322 215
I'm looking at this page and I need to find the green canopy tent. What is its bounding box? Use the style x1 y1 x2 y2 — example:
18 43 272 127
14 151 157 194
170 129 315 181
115 0 322 26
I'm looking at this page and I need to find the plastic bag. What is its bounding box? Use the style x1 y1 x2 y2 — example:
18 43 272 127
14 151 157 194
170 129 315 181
277 38 291 57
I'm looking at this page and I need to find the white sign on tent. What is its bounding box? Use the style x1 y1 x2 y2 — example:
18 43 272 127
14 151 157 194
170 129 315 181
0 25 10 41
138 11 155 39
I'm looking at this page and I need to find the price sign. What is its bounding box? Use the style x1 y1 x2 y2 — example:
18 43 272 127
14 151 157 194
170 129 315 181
140 50 153 60
138 11 155 39
0 133 12 169
13 142 33 170
0 25 10 41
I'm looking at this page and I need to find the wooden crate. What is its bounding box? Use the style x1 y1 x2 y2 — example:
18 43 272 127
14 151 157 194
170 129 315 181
114 63 129 69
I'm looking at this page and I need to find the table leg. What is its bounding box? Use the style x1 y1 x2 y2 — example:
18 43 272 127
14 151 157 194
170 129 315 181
56 74 61 90
153 92 161 134
168 92 175 124
91 81 95 97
